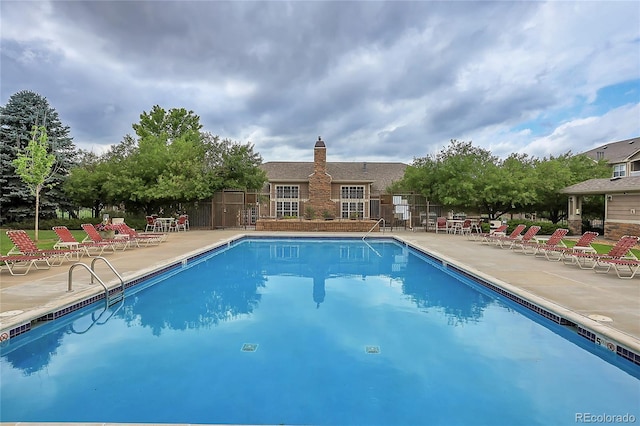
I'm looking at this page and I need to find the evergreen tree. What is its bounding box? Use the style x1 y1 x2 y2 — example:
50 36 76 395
0 90 77 224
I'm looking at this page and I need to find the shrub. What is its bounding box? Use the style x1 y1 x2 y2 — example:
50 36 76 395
305 206 316 220
505 219 566 235
479 219 567 235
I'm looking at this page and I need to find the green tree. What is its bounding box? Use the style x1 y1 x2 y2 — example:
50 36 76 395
390 155 438 200
12 126 56 240
63 150 109 218
532 153 610 223
66 106 268 216
202 133 267 192
98 107 205 213
412 140 526 219
0 90 76 224
487 153 538 218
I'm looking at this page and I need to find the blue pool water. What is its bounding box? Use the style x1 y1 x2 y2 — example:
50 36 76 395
1 238 639 425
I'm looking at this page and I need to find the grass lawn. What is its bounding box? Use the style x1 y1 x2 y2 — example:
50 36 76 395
562 239 640 259
0 229 88 255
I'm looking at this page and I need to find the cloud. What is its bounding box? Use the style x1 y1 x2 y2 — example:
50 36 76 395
1 1 638 162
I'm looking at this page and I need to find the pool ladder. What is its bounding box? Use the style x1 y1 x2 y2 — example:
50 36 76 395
362 218 385 257
68 256 125 309
363 218 385 240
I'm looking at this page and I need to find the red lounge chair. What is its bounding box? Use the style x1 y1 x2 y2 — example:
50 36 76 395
489 224 526 247
594 258 640 279
544 231 599 262
6 230 80 265
520 228 569 256
0 254 51 275
478 224 508 243
567 235 639 270
112 223 165 246
81 223 131 251
507 226 541 251
53 226 117 257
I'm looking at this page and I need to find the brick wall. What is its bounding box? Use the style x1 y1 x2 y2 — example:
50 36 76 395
568 219 582 236
256 219 379 232
604 222 640 241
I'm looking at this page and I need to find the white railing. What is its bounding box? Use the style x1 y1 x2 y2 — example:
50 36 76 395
362 218 385 241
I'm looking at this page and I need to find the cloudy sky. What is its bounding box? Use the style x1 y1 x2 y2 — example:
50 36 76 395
1 1 638 164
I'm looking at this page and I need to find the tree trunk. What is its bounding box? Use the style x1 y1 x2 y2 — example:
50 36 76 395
35 187 40 242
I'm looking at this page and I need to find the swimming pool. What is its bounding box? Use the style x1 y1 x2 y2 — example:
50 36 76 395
1 237 639 425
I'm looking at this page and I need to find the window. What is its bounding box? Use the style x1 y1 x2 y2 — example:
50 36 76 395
275 185 299 217
341 186 364 199
340 185 365 218
341 202 364 219
276 185 299 199
613 164 626 178
276 201 298 217
596 151 605 160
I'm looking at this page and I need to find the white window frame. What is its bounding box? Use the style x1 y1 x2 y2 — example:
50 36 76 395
613 164 626 178
275 185 299 217
340 185 365 219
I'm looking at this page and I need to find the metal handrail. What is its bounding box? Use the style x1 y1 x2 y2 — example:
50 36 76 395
363 218 385 240
67 257 125 309
90 256 124 287
68 263 111 309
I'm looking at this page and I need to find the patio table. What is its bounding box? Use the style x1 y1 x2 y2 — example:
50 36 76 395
446 219 465 234
155 217 175 232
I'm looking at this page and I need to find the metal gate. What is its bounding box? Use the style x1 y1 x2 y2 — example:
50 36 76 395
376 193 442 230
186 191 259 229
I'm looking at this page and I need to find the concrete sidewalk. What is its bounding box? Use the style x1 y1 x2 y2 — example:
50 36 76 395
1 229 639 354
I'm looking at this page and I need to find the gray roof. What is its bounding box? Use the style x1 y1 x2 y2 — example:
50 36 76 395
561 176 640 195
582 136 640 163
261 161 407 193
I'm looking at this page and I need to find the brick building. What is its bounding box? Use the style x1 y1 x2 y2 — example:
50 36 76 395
258 137 407 220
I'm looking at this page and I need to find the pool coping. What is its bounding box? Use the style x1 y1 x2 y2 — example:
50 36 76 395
397 237 640 367
1 233 639 368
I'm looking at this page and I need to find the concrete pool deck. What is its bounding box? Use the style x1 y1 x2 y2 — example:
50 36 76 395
1 229 639 356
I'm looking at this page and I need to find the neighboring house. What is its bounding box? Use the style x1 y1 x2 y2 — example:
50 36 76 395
581 136 640 178
259 137 407 220
562 136 640 240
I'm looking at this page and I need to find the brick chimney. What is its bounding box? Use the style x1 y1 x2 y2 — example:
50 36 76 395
313 137 327 174
308 137 335 216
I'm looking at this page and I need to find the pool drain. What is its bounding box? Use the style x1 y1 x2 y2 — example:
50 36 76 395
241 343 258 352
365 345 380 354
587 314 613 322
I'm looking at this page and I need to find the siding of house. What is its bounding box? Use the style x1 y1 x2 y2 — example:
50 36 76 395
607 193 640 221
605 193 640 240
